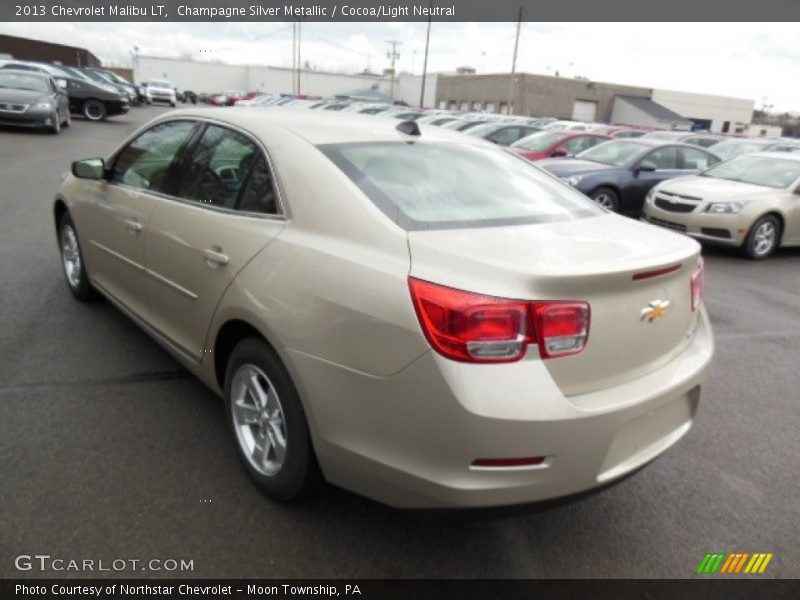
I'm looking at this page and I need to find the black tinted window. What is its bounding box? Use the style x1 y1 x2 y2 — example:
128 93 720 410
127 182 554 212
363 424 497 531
176 124 277 214
238 154 279 215
111 120 195 193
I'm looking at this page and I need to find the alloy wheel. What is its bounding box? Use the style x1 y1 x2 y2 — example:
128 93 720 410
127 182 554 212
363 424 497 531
61 223 82 288
752 220 777 256
231 364 288 477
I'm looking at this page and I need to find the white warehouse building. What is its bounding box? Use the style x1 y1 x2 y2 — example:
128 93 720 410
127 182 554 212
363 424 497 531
134 55 436 106
651 89 754 135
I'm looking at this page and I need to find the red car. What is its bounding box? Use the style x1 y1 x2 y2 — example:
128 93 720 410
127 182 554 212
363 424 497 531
509 131 611 161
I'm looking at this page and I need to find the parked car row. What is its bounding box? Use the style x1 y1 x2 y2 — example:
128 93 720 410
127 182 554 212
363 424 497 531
240 93 800 259
0 59 135 129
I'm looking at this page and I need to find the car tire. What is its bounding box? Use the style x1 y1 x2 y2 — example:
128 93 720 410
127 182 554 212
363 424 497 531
49 110 61 134
224 337 321 501
742 214 781 260
63 110 71 127
82 99 107 121
170 101 177 107
58 212 96 301
590 187 620 212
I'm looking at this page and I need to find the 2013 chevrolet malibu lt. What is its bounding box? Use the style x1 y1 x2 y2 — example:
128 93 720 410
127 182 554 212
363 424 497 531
53 109 714 508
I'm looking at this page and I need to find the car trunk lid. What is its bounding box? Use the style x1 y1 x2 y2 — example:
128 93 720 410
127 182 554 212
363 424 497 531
408 214 702 396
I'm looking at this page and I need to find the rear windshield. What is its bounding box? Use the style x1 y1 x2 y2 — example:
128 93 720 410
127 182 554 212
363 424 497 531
318 141 604 231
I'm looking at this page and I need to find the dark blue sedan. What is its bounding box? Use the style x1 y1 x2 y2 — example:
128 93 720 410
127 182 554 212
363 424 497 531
538 139 721 215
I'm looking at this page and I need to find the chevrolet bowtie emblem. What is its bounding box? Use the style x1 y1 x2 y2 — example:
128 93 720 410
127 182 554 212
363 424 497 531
641 300 670 322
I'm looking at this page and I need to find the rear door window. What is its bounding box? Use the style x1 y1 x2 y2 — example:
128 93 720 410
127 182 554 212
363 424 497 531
680 147 718 170
174 123 279 214
642 146 679 170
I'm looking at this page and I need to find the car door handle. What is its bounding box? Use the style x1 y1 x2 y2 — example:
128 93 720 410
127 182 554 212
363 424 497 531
125 219 143 234
203 248 229 267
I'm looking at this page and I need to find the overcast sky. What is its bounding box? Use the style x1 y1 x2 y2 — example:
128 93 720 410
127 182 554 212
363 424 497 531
1 22 798 111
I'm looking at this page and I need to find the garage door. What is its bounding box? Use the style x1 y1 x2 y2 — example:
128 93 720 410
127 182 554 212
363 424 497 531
572 100 597 122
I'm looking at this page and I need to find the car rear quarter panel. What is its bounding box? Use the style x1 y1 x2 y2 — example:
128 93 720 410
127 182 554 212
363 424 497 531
203 125 427 392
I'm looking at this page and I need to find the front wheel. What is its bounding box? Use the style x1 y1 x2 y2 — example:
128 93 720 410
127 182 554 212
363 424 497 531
742 215 781 260
225 338 320 501
589 186 620 212
82 99 107 121
59 212 96 301
49 110 61 134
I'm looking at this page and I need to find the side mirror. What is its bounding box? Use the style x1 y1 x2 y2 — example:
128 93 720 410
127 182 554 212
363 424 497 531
551 147 569 157
637 161 657 172
72 158 105 180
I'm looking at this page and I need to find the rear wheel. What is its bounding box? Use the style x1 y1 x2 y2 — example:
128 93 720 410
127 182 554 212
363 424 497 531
59 212 95 301
82 99 107 121
590 186 620 212
63 110 71 128
742 215 781 260
224 338 320 501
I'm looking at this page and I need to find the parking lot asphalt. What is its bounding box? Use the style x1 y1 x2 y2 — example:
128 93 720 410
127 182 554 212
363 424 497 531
1 106 799 579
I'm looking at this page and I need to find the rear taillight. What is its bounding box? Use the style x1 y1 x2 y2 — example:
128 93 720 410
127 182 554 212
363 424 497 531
531 302 590 359
691 256 705 311
408 277 589 363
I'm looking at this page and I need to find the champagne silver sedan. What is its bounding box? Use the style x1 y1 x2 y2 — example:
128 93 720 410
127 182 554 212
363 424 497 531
53 108 714 507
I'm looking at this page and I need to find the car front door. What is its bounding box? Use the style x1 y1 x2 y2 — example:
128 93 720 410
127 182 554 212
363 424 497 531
626 145 683 208
77 119 197 319
143 122 285 361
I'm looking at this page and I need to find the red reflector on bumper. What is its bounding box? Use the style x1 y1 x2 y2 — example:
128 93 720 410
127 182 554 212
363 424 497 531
471 457 546 468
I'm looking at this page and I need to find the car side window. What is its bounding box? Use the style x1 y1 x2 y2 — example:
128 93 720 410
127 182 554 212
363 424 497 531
643 146 679 170
563 136 596 155
176 124 277 214
489 127 521 145
110 120 196 193
680 147 718 170
237 154 279 215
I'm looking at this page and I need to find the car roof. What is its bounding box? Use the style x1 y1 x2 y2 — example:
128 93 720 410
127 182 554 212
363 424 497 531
610 137 697 148
157 107 489 145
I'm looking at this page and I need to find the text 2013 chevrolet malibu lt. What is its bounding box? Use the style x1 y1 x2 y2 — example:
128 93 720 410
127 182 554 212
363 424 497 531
54 109 714 508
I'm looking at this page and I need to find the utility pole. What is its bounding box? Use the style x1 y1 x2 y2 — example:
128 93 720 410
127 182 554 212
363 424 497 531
297 21 302 95
419 7 432 108
291 23 297 95
386 40 402 102
506 6 522 115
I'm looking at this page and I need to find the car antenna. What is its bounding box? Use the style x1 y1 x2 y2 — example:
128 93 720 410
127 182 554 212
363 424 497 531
396 120 421 140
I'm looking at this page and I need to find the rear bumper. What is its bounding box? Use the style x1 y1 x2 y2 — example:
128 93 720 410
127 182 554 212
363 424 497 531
288 307 714 508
